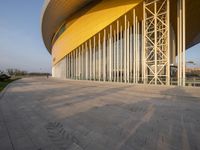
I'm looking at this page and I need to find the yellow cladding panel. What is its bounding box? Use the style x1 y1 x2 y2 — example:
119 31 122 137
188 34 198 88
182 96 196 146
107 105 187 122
52 0 142 65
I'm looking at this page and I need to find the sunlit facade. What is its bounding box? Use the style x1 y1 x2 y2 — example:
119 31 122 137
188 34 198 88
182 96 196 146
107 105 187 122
41 0 200 86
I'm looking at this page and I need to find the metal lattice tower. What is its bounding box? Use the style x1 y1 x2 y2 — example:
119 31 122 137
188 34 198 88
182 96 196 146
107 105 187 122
143 0 170 85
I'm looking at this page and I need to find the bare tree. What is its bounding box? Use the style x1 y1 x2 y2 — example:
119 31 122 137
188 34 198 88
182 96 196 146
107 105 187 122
6 69 28 76
0 70 3 75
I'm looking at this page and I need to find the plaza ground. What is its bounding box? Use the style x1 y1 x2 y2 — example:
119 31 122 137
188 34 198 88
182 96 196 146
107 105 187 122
0 77 200 150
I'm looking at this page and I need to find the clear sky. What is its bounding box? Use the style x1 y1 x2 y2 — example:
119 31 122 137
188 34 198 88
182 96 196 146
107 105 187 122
0 0 51 73
0 0 199 73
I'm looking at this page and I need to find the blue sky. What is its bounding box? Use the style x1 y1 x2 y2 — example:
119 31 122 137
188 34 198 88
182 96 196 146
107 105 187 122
0 1 199 73
0 0 51 73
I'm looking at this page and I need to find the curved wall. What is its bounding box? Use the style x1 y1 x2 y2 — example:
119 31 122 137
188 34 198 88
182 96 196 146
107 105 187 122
52 0 143 65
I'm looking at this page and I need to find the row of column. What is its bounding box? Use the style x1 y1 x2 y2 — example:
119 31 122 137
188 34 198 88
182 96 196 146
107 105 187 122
65 9 142 83
64 0 186 86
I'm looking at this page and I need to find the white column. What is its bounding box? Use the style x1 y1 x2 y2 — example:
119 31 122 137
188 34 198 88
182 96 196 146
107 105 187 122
93 36 96 80
182 0 186 86
86 42 88 80
167 0 170 85
138 21 140 83
154 2 158 85
133 9 136 84
75 49 77 80
117 20 119 82
130 25 133 83
124 15 127 83
109 25 112 82
178 0 181 86
82 45 84 79
99 32 101 81
114 30 116 82
79 47 81 79
127 21 130 83
66 55 68 78
89 39 92 80
136 19 139 84
142 20 144 83
103 29 106 82
120 25 123 82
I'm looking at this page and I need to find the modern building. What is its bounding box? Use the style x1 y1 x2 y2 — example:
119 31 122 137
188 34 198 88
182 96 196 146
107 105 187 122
41 0 200 86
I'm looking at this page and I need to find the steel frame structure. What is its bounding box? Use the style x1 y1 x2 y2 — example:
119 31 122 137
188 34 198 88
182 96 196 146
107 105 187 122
143 0 170 85
62 0 186 86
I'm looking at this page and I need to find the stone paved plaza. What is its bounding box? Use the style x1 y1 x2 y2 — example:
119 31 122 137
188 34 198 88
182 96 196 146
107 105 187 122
0 77 200 150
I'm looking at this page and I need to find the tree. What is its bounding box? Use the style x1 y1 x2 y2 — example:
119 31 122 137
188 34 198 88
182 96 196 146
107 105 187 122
6 69 15 76
0 70 3 75
6 68 28 76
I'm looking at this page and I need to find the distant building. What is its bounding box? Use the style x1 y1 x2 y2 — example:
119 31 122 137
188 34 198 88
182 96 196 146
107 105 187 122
41 0 200 86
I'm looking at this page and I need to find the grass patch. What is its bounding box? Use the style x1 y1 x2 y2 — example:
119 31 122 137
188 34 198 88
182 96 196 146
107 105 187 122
0 78 20 92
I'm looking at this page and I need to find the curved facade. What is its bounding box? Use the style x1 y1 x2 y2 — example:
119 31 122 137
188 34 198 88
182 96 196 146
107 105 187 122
41 0 200 86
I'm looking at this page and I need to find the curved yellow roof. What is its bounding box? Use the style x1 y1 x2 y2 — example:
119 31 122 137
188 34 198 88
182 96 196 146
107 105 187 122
41 0 95 53
41 0 200 64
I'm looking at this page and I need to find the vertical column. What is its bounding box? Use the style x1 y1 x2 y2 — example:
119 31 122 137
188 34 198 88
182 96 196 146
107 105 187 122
109 25 112 82
136 20 140 83
130 25 133 83
167 0 170 85
124 15 127 83
182 0 186 86
82 45 84 80
73 51 74 79
71 52 73 79
68 55 70 78
71 52 72 79
70 52 71 78
67 55 69 79
136 18 138 83
66 55 68 78
99 32 101 81
177 0 186 86
74 50 76 79
138 21 141 83
133 9 136 84
154 2 158 85
114 30 116 82
127 21 130 83
117 20 119 82
89 39 92 80
120 25 123 82
73 51 75 79
68 54 69 78
178 0 181 86
86 42 88 80
71 52 73 78
142 20 144 83
103 29 106 82
79 47 81 79
74 49 77 80
93 36 96 80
